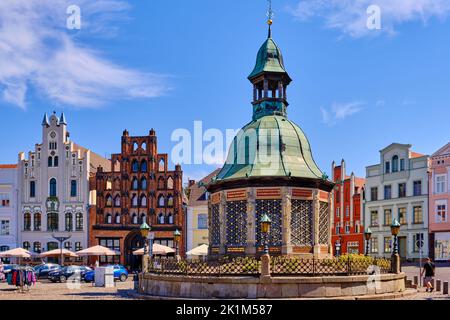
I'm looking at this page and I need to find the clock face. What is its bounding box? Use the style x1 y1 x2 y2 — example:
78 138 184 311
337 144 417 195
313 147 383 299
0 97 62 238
50 131 56 139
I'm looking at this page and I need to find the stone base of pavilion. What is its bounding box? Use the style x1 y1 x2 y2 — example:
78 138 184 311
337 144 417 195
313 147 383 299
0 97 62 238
138 272 406 299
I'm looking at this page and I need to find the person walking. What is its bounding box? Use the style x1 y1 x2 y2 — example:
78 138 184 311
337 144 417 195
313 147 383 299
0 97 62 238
420 257 435 292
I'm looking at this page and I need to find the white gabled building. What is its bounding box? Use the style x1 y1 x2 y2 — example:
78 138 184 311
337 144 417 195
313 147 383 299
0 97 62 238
17 112 109 260
364 143 429 261
0 164 19 258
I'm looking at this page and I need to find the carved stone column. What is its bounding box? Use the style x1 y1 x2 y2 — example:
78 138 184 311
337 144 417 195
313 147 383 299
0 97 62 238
281 187 292 255
219 191 227 255
328 191 334 256
312 189 321 258
246 188 256 255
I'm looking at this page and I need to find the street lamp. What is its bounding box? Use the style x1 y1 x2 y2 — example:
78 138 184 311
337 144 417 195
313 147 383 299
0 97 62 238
260 213 272 255
140 222 150 271
174 229 181 260
390 219 401 255
364 227 372 256
51 233 71 266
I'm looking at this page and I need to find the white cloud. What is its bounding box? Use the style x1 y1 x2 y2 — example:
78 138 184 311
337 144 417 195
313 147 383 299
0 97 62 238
0 0 169 109
321 101 364 125
288 0 450 37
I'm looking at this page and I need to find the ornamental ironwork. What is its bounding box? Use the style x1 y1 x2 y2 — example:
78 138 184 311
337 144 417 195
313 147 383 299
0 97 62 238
290 199 313 246
255 199 282 247
226 200 247 247
318 201 330 245
210 203 220 246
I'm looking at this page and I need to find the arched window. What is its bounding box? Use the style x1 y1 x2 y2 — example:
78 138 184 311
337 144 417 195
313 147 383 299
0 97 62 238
49 178 57 197
70 180 77 197
392 155 399 173
114 178 120 190
132 160 139 173
30 181 36 198
54 156 59 167
158 159 165 172
132 213 138 224
132 178 139 190
65 212 73 231
140 214 146 224
33 242 41 253
167 195 174 207
33 212 41 231
48 156 53 167
141 177 147 190
106 214 112 224
140 160 147 173
115 213 121 224
141 142 147 151
158 195 165 207
158 213 165 224
167 177 174 189
158 177 165 189
131 195 138 207
106 178 112 190
114 195 121 207
24 213 31 231
75 212 83 231
47 212 58 231
106 195 113 207
23 242 30 251
133 142 138 151
140 195 147 207
168 213 174 224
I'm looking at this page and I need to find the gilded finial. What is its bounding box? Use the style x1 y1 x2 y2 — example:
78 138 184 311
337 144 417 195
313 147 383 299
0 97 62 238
267 0 274 37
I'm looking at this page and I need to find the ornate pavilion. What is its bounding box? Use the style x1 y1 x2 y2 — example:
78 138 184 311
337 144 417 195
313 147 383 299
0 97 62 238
207 22 335 259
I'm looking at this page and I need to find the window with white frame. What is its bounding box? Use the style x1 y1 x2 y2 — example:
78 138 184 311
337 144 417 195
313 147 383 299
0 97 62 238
371 237 378 253
0 220 10 235
436 175 447 194
0 193 10 207
345 222 350 234
436 202 447 223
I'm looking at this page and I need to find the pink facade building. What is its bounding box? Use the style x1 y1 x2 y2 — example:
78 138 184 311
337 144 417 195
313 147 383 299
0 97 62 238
428 143 450 261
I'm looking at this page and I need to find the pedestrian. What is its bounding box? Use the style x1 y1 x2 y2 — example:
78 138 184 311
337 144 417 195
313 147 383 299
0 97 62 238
420 257 435 292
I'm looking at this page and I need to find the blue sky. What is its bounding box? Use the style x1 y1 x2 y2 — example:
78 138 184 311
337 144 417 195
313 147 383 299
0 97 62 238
1 0 450 182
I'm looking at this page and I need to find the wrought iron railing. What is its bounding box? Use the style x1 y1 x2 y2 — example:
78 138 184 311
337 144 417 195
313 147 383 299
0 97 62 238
147 256 391 277
148 257 260 277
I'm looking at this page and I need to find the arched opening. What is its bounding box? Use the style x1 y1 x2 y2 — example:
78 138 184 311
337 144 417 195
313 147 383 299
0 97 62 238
140 160 147 172
167 176 174 189
132 160 139 172
124 230 145 271
49 178 57 197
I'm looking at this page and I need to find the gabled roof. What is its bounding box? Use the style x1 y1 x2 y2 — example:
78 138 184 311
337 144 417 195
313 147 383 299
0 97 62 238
188 169 221 207
432 142 450 157
73 143 111 175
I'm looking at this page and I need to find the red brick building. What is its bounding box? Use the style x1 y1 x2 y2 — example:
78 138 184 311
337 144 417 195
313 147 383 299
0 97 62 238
89 129 184 269
331 160 365 255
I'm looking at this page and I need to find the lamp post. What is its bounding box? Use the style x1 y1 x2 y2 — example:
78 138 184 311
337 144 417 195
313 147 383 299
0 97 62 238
174 229 181 261
260 214 272 255
51 233 71 266
140 222 150 272
390 219 400 255
364 227 372 256
390 219 401 274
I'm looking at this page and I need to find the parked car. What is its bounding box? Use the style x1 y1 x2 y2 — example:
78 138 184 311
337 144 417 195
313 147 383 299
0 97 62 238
34 263 61 279
48 265 92 283
83 264 128 282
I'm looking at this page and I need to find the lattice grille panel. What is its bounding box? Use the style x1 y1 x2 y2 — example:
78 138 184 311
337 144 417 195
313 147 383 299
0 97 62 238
291 199 313 246
255 199 282 247
318 201 330 244
210 203 220 246
226 200 247 247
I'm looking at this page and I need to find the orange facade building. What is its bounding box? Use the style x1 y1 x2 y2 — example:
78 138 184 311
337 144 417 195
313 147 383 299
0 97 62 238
88 129 184 269
331 160 365 255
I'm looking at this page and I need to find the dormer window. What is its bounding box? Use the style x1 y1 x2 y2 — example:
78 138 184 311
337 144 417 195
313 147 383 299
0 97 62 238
392 155 399 173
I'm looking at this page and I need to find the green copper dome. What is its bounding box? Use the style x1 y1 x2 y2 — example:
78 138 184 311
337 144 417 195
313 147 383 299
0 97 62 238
211 28 328 185
215 115 324 181
248 37 290 80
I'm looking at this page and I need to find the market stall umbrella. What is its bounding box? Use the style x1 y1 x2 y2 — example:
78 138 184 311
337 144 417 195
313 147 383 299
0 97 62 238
0 247 34 258
76 245 120 256
0 247 37 264
133 243 175 256
186 244 209 256
39 249 78 258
